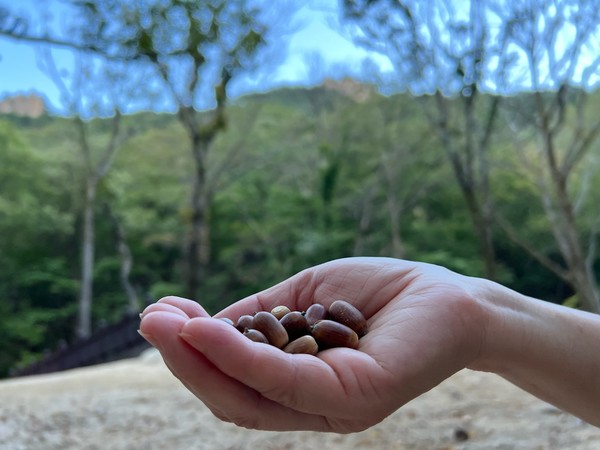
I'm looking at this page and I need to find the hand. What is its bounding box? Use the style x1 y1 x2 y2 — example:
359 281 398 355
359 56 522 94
139 257 488 432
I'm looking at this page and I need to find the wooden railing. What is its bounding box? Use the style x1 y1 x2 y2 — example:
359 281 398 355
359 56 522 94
12 312 150 377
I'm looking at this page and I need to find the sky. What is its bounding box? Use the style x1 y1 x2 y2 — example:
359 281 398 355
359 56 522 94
0 0 392 112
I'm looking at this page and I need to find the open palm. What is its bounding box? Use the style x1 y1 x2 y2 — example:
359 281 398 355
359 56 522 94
140 257 486 432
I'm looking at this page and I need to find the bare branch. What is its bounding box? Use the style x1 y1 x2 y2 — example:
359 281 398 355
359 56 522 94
586 215 600 269
96 111 123 180
562 115 600 179
494 213 570 281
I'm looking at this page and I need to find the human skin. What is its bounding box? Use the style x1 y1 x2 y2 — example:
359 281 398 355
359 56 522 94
138 257 600 432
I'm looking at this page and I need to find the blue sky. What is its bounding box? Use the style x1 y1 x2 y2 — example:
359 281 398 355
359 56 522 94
0 0 391 110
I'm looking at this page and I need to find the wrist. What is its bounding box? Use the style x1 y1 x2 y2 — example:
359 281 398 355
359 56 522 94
465 278 531 374
466 278 600 426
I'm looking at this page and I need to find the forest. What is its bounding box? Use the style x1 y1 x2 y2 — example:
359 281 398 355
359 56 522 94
1 0 600 377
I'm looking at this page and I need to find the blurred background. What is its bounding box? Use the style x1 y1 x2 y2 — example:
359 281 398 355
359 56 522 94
1 0 599 378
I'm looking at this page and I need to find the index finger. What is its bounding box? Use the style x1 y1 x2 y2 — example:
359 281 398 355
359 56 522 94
216 257 420 321
179 316 390 422
215 269 317 320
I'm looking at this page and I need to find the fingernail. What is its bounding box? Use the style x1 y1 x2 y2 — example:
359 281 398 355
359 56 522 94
138 329 158 347
178 331 195 343
139 313 144 320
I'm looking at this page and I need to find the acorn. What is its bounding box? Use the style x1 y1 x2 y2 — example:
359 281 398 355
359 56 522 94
304 303 327 326
328 300 368 337
236 314 254 332
283 335 319 355
252 311 289 348
311 319 359 350
279 311 310 340
243 328 269 344
270 305 291 320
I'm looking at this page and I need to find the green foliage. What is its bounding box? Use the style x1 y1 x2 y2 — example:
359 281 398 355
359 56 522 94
562 294 580 309
3 83 600 376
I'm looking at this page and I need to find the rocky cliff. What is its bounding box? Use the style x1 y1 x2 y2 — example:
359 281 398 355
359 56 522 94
0 93 45 118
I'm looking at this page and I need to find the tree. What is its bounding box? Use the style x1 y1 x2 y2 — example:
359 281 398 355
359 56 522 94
0 0 295 300
72 0 290 299
491 0 600 312
317 90 443 259
342 0 503 279
37 49 137 337
343 0 600 311
0 119 77 376
368 96 443 258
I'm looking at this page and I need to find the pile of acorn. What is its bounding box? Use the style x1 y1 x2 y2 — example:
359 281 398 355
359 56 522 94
221 300 368 355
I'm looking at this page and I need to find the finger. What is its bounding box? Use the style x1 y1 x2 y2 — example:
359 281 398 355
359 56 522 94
179 317 389 421
140 311 330 431
216 269 317 320
141 302 192 320
157 296 209 318
140 312 249 406
216 257 416 321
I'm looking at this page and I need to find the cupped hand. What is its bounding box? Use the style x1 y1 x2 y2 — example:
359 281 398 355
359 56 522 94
139 257 488 433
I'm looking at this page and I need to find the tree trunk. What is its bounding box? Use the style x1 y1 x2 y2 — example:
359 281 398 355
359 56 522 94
106 203 139 313
352 187 375 256
181 115 219 300
569 261 600 313
462 186 496 280
185 155 205 299
199 202 211 267
382 167 405 259
77 180 96 339
431 92 498 279
74 113 126 338
546 142 600 313
179 74 229 300
533 88 600 313
118 231 139 314
502 89 600 313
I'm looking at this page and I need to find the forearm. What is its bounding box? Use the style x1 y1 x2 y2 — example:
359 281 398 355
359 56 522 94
471 280 600 426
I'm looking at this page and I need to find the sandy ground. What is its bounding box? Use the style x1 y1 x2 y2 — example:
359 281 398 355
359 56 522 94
1 349 599 450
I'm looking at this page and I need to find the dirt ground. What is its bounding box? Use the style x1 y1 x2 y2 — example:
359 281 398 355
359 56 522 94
1 348 599 450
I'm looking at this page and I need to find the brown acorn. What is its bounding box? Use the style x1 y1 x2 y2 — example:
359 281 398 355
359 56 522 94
283 335 319 355
243 328 269 344
304 303 327 326
279 311 310 340
252 311 289 348
311 319 359 350
328 300 368 337
236 314 254 333
270 305 291 320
